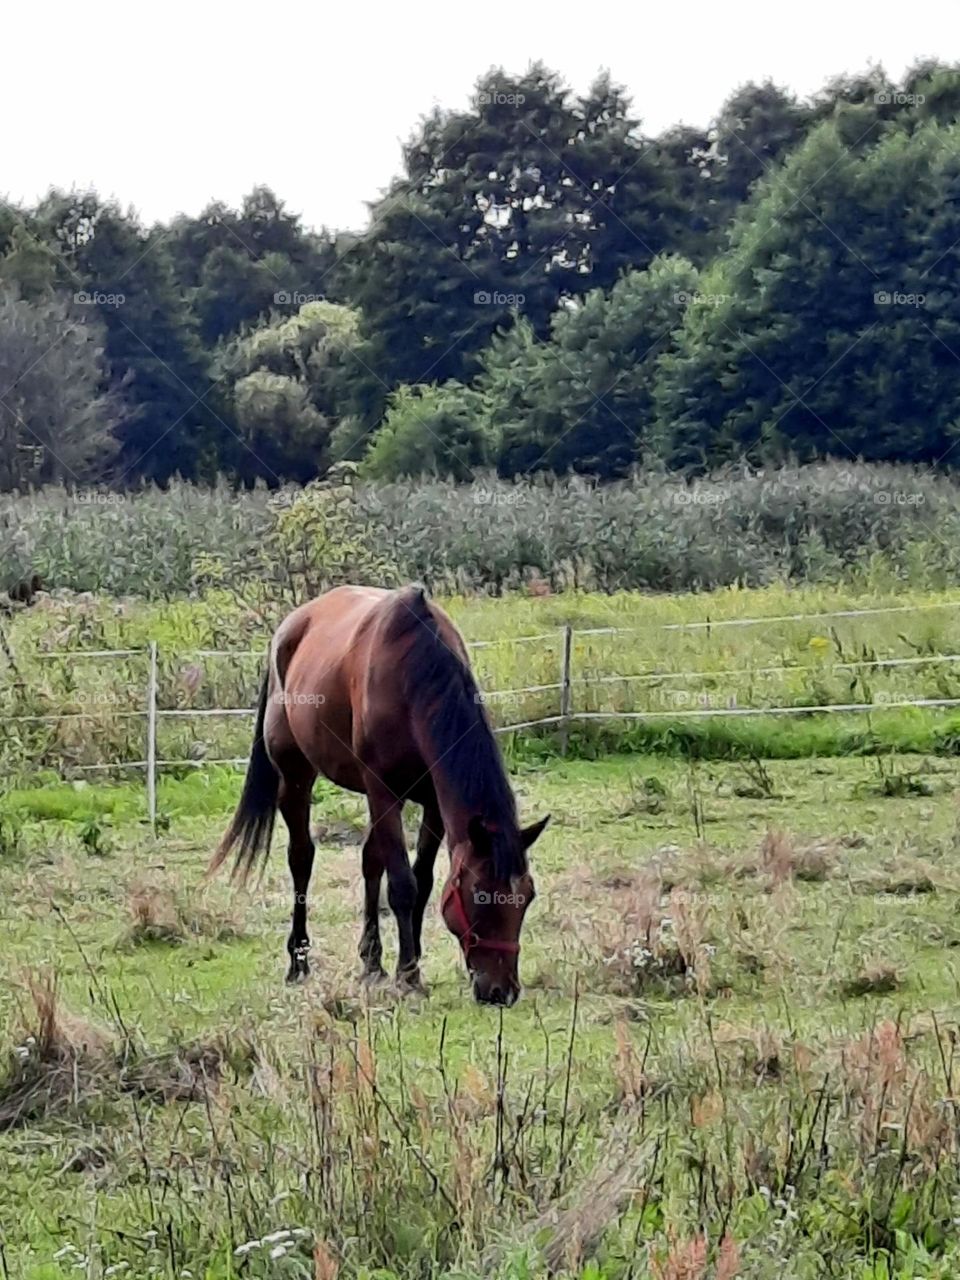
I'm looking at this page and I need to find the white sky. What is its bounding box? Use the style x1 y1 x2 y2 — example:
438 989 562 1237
4 0 955 234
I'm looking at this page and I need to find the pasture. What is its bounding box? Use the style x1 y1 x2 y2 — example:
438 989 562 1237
3 584 960 1278
9 580 960 789
8 32 960 1280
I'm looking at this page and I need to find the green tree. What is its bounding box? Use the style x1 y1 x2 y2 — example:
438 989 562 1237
0 289 124 489
480 257 699 477
217 300 359 481
655 119 960 468
649 125 721 264
360 383 491 481
33 191 231 481
169 186 340 345
708 81 817 213
0 223 61 299
343 65 684 424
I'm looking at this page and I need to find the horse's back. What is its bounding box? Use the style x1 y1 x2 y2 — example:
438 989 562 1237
265 587 389 789
275 586 389 668
267 585 457 795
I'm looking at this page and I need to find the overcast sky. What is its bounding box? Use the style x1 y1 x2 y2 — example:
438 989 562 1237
4 0 954 234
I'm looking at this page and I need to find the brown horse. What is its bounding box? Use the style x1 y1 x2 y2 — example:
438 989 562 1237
211 584 549 1005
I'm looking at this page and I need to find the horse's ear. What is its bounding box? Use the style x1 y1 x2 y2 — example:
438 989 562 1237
520 814 550 850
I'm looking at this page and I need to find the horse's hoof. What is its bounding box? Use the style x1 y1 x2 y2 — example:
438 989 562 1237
361 966 388 988
285 951 310 984
395 971 429 998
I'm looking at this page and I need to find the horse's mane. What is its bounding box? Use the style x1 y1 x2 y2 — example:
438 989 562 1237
385 584 524 879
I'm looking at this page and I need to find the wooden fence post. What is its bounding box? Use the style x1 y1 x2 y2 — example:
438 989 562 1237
146 640 158 834
559 624 573 755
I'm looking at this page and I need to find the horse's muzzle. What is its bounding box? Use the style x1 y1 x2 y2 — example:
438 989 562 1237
472 976 519 1007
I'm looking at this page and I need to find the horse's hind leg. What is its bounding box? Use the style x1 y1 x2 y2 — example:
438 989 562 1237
276 751 317 983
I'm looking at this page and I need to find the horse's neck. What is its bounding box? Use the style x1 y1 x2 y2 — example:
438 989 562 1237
431 776 472 849
410 674 514 847
430 762 516 854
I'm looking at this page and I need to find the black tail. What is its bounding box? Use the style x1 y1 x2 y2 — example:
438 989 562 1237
208 668 278 884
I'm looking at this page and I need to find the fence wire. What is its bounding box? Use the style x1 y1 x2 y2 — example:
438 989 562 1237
8 601 960 829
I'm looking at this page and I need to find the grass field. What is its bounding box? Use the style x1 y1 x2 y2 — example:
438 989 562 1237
3 750 960 1278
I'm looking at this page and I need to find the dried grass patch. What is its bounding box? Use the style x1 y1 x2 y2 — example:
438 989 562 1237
0 970 256 1130
120 879 246 948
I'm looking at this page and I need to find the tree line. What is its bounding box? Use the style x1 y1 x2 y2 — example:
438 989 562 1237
2 59 959 490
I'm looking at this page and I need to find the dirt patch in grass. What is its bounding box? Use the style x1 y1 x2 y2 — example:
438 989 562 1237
852 867 938 896
551 866 716 997
841 964 903 997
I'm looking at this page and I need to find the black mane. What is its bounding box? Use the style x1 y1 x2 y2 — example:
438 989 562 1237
387 585 524 879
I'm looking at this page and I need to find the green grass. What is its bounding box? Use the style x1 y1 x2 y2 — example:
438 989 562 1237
6 581 960 1277
3 753 960 1277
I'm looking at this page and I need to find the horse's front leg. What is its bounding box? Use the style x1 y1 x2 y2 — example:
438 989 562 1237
365 782 422 992
359 828 387 983
412 797 444 963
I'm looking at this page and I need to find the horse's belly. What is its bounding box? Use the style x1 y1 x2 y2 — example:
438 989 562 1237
284 685 363 785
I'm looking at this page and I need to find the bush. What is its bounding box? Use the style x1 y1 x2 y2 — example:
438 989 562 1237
360 383 492 481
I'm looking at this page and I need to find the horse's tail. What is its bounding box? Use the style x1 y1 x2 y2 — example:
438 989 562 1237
208 666 278 885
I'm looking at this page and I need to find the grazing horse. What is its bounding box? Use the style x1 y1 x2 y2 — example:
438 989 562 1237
211 584 549 1005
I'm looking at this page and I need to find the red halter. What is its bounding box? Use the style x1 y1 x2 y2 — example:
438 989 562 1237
440 858 521 958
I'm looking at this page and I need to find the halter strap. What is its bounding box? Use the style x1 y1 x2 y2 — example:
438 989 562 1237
440 859 521 957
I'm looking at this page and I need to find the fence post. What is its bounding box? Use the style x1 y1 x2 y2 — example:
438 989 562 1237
559 624 573 755
146 640 158 834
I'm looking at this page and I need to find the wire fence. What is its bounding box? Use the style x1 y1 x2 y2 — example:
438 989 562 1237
8 598 960 830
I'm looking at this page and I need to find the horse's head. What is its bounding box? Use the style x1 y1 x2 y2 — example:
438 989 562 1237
441 814 549 1006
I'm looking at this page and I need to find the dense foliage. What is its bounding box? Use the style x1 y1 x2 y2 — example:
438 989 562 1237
3 62 960 489
655 118 960 468
214 301 360 482
4 463 960 599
